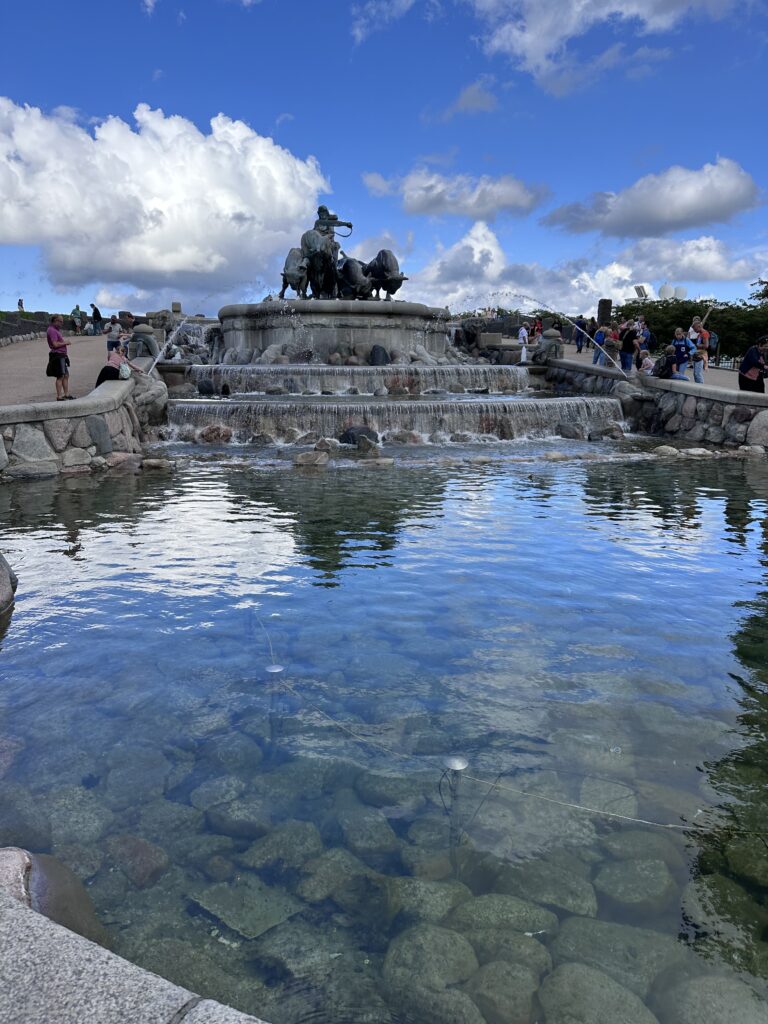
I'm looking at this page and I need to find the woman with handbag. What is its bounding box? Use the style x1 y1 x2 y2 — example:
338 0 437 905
46 314 72 401
95 345 146 388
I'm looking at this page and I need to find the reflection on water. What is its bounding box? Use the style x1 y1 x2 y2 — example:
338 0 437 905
0 454 767 1022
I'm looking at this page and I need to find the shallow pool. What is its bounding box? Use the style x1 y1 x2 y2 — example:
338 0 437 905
1 448 767 1023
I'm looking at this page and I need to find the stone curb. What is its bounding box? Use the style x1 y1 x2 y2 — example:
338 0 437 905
548 356 768 407
0 877 269 1024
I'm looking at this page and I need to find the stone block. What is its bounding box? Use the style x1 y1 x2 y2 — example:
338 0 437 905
11 424 56 463
664 414 682 432
746 408 768 445
0 445 8 472
85 415 112 455
61 448 90 468
70 420 91 448
104 411 123 437
3 461 59 479
43 418 75 452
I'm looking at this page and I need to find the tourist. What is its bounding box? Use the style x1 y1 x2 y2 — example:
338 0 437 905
738 337 768 393
586 317 598 346
619 320 639 373
17 298 24 313
95 344 146 388
651 345 687 380
573 314 587 353
636 316 651 349
518 322 530 345
687 316 704 341
70 304 84 335
692 334 709 384
90 303 103 336
638 349 655 375
592 324 607 366
671 328 695 378
106 315 126 351
46 314 72 400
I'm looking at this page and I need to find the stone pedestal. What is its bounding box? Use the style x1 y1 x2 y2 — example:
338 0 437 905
218 300 450 363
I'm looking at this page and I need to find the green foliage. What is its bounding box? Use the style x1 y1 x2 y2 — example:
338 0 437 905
750 279 768 303
613 299 768 357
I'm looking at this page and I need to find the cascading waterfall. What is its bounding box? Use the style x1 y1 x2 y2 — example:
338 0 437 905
187 363 531 395
167 395 622 440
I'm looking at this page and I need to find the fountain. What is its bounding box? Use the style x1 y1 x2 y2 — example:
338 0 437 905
161 203 624 443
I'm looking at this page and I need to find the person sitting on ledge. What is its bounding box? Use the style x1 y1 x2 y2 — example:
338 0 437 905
738 337 768 393
95 345 146 388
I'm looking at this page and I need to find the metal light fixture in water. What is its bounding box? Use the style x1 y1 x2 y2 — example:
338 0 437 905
442 755 469 876
265 664 285 674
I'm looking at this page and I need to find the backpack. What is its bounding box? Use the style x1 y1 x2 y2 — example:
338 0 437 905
652 355 673 379
708 330 719 353
647 331 658 350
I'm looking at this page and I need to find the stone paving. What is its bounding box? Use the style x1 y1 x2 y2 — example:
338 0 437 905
0 333 112 407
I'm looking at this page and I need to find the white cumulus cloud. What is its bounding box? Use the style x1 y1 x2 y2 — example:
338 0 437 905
620 235 757 281
542 157 759 237
466 0 735 88
363 166 546 219
0 98 328 304
351 0 418 43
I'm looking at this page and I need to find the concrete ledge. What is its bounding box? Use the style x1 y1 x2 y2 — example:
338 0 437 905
0 886 269 1023
548 358 626 381
220 299 448 319
634 373 768 406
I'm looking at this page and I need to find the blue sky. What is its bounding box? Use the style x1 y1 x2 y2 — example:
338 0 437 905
0 0 765 317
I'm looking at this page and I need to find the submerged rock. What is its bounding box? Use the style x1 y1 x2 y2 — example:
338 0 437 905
652 974 764 1024
206 795 272 839
464 929 551 977
593 858 678 917
105 834 170 889
579 777 638 818
296 846 379 912
383 923 478 991
0 782 51 850
600 829 686 871
187 875 301 940
551 917 689 998
444 894 559 939
336 804 400 866
495 858 597 917
539 963 660 1024
238 820 324 874
462 961 538 1024
382 876 471 925
294 450 329 467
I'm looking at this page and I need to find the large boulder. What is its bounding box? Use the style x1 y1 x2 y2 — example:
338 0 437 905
383 923 478 991
551 917 689 998
0 554 17 613
539 963 660 1024
462 961 539 1024
653 974 765 1024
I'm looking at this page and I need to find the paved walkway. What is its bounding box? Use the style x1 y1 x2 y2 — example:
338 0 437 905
0 334 111 407
561 342 740 390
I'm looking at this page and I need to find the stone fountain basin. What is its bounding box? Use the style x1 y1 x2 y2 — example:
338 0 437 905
219 299 450 363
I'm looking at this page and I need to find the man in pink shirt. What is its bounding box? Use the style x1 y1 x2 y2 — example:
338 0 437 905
46 314 72 400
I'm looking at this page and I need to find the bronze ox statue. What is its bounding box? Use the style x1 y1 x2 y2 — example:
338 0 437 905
278 243 407 301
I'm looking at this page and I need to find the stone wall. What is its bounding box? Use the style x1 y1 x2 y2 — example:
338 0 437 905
0 554 17 614
0 370 169 482
546 359 768 446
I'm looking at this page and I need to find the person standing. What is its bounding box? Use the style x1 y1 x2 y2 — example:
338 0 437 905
90 303 103 336
17 298 24 313
70 304 84 335
518 321 529 345
573 314 587 353
671 327 694 378
619 320 638 373
46 314 72 400
592 324 607 366
738 338 768 393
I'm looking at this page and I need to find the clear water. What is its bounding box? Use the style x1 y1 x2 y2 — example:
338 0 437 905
1 447 767 1023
